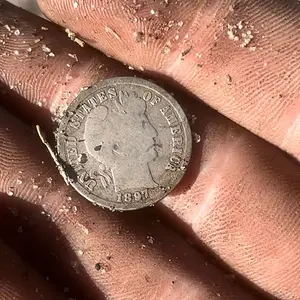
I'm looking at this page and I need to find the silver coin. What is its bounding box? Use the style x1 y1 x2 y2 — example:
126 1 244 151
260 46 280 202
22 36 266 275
56 77 192 211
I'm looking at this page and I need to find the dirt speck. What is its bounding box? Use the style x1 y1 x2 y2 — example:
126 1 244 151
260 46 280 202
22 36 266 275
181 45 193 59
226 74 232 83
77 250 83 256
65 28 85 47
71 261 80 274
192 132 201 143
95 263 110 274
240 30 253 48
227 21 255 49
134 31 145 43
68 53 78 61
147 236 155 244
162 45 171 54
227 24 239 41
4 24 11 32
105 26 121 41
174 34 180 41
150 9 158 16
42 44 51 53
188 114 197 125
59 205 70 214
7 190 14 196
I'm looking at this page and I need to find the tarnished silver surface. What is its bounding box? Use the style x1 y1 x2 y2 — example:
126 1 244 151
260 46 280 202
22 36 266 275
56 77 192 211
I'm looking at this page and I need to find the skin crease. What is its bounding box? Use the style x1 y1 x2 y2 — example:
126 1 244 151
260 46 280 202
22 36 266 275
0 0 299 299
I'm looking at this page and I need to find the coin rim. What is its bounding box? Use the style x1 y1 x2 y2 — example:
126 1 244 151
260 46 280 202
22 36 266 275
56 76 192 211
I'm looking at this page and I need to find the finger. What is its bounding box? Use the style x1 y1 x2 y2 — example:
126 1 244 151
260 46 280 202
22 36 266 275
0 107 262 300
0 237 67 300
0 1 131 121
37 0 300 160
161 114 300 300
0 3 299 300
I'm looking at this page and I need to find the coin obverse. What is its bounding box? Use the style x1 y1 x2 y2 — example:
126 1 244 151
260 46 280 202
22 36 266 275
56 77 192 211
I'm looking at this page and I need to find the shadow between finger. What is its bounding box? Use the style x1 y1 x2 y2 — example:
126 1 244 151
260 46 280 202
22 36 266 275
0 193 106 300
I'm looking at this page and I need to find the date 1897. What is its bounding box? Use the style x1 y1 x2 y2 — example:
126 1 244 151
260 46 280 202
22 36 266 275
117 189 149 203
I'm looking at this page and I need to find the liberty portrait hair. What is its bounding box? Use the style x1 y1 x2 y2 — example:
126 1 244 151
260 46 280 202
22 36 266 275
84 90 159 192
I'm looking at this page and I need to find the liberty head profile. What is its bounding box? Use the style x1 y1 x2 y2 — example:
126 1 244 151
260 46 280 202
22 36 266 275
84 90 158 192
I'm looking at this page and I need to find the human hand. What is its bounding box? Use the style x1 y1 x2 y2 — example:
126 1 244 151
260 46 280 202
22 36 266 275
0 1 300 299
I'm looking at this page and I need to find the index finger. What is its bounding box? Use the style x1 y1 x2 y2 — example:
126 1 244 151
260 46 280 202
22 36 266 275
37 0 300 160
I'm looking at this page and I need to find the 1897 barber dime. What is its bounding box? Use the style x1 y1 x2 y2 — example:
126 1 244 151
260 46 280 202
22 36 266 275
56 77 192 211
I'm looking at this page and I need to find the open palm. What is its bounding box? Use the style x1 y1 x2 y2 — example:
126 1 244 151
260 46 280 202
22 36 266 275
0 1 300 299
